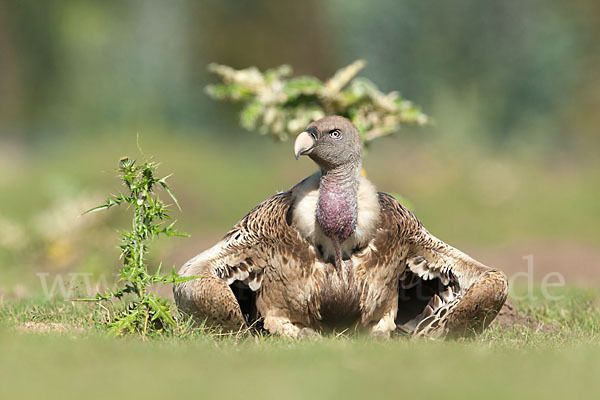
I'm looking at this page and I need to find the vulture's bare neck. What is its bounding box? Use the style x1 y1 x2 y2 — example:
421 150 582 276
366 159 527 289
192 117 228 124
316 162 362 267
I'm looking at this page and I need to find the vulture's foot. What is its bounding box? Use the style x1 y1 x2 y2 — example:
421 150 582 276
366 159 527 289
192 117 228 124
263 315 318 338
369 310 397 339
174 275 247 331
298 327 320 340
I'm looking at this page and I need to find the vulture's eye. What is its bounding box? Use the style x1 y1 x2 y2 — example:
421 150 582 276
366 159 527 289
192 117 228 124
329 129 342 139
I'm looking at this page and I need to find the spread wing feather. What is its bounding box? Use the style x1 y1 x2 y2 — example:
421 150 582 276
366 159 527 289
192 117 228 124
377 193 493 293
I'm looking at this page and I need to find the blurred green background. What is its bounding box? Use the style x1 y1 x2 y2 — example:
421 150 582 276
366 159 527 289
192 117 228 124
0 0 598 298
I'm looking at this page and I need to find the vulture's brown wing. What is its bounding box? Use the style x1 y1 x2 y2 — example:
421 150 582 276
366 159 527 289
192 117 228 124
378 193 508 337
174 190 316 328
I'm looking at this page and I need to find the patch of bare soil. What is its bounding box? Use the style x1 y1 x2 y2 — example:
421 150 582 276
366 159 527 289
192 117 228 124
492 302 559 334
15 322 85 334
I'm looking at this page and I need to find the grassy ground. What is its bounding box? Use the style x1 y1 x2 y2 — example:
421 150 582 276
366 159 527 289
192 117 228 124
1 131 598 399
1 287 598 399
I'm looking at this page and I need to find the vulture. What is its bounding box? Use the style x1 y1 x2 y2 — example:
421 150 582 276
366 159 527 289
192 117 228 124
174 116 508 338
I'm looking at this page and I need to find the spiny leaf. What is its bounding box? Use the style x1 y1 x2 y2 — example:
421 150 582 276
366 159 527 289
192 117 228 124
147 295 176 326
158 176 181 211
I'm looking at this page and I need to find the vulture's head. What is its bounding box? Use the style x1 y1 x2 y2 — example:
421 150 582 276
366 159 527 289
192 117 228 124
294 116 362 170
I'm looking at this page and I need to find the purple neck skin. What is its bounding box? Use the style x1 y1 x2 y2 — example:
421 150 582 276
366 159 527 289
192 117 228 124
316 162 361 245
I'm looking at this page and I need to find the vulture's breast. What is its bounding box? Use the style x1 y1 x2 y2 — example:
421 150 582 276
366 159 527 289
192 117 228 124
316 262 362 328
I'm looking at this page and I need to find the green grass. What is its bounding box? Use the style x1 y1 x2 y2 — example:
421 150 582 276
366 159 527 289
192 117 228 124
1 287 599 399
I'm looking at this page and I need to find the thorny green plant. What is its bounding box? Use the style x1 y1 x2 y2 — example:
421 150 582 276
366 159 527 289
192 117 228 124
83 157 194 336
206 60 429 146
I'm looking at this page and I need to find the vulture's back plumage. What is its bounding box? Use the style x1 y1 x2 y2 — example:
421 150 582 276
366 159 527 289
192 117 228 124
175 116 508 338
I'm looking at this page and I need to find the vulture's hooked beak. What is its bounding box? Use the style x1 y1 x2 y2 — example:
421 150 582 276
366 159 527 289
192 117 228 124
294 131 316 160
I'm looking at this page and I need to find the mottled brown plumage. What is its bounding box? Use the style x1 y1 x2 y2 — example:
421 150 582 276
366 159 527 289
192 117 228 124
174 116 508 338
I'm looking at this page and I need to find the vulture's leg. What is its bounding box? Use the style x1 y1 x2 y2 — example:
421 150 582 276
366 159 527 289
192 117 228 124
442 269 508 338
174 274 246 331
